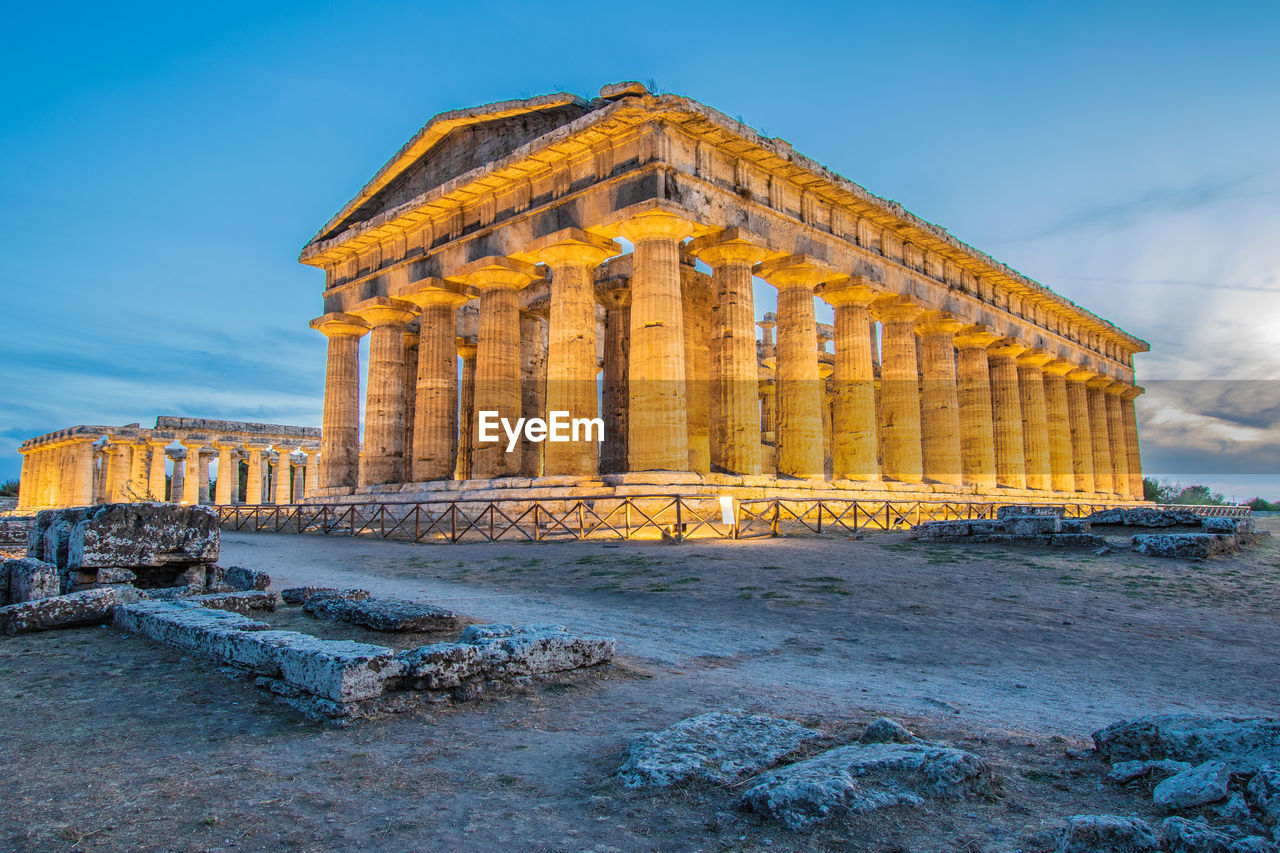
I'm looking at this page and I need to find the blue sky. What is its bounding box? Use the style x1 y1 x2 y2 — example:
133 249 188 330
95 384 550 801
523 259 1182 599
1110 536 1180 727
2 0 1278 498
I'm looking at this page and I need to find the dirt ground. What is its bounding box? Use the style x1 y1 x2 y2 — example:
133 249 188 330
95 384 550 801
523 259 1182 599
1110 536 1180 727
2 519 1278 852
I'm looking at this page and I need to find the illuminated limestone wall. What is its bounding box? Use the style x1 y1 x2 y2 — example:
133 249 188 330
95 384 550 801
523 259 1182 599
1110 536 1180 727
16 417 320 512
300 82 1147 501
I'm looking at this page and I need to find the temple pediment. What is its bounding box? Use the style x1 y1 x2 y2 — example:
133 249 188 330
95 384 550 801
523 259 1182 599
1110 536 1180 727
317 93 592 241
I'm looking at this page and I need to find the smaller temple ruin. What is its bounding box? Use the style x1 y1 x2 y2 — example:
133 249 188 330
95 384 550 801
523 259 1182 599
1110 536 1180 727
15 417 320 512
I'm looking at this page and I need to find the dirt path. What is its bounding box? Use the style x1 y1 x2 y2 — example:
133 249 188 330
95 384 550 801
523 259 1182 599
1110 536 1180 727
1 521 1276 851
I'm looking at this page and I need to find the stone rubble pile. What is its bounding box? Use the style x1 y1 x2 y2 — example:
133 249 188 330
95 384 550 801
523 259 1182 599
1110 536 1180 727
306 594 459 633
910 505 1106 549
1130 517 1268 561
620 713 990 830
114 600 614 722
1047 714 1280 851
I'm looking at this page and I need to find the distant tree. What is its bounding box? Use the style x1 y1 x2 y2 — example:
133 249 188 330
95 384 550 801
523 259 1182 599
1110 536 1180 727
0 479 18 497
1144 478 1229 506
1170 484 1227 506
1246 497 1279 512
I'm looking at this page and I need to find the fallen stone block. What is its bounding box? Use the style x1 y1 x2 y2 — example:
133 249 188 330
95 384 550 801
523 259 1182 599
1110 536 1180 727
66 503 219 570
1003 515 1062 536
395 642 485 689
113 600 271 657
300 589 371 612
1059 518 1092 533
1107 759 1193 784
969 519 1001 536
307 596 458 632
618 710 820 787
908 521 970 541
997 504 1065 519
859 717 928 745
29 507 92 569
6 557 59 603
269 635 400 702
458 623 566 642
1154 760 1230 811
190 591 279 614
1203 517 1246 534
1159 816 1276 853
1133 533 1237 561
1087 508 1129 526
739 741 990 830
1094 715 1280 775
281 586 343 606
1054 815 1159 852
1050 533 1111 549
1246 765 1280 833
473 626 614 677
220 565 270 592
0 587 141 635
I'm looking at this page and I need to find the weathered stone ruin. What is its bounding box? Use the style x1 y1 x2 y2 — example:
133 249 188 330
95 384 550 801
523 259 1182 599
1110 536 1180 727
115 599 614 722
909 505 1265 561
295 587 460 632
620 712 990 831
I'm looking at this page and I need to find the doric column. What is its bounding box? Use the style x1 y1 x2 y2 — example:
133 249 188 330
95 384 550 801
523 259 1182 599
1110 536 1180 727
449 258 538 479
519 308 548 477
167 449 185 502
16 450 32 510
293 462 305 503
395 283 470 481
1064 369 1095 493
818 279 879 481
309 312 369 491
107 441 132 502
873 298 925 484
243 444 266 505
213 442 238 505
402 326 419 479
758 317 776 360
819 362 835 479
349 297 418 486
691 231 768 476
1085 375 1115 494
1016 351 1054 491
617 212 697 472
1042 360 1077 493
953 327 999 489
198 448 214 504
146 439 168 501
303 448 321 498
125 440 147 501
67 440 95 507
988 340 1027 490
681 257 713 474
179 440 204 504
1120 385 1144 500
454 339 477 479
756 256 829 480
596 279 631 475
1105 383 1130 498
759 380 776 446
917 313 965 487
520 229 618 476
274 447 295 505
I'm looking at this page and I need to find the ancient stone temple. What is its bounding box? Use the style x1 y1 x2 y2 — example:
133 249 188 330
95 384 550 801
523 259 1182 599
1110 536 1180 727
16 418 320 512
300 82 1147 504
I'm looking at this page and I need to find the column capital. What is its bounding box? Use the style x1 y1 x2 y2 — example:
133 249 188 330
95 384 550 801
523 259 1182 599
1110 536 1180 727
243 442 272 453
953 325 1001 350
447 256 540 290
687 227 774 267
871 296 924 324
754 254 839 290
1042 358 1077 376
1086 373 1116 390
302 446 322 457
455 337 478 359
178 438 206 451
816 275 880 307
512 228 619 267
145 436 172 448
916 311 965 336
310 312 370 339
211 441 240 452
595 281 632 309
349 296 418 327
1015 349 1055 369
1103 380 1129 396
389 277 473 310
1065 366 1096 383
1119 383 1145 400
987 338 1028 359
616 211 698 244
757 316 777 331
